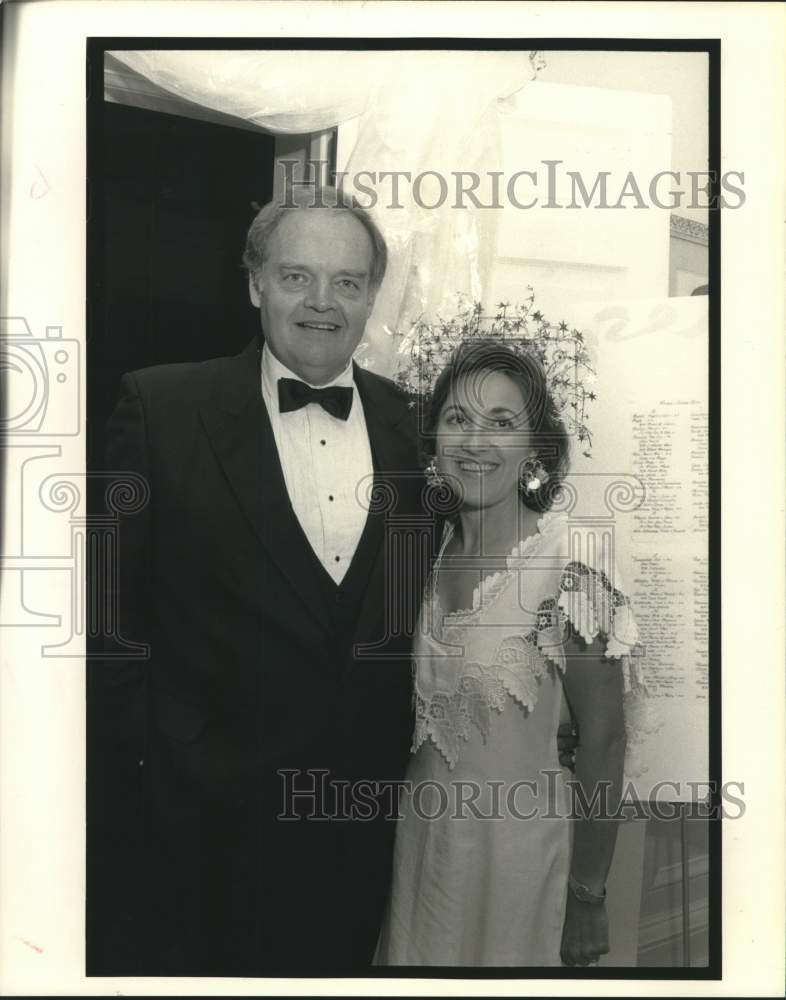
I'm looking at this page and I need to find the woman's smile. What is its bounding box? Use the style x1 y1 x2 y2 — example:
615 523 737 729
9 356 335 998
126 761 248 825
453 458 500 475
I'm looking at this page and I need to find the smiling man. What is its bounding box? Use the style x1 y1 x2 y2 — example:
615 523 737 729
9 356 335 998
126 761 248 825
247 199 381 384
92 186 431 976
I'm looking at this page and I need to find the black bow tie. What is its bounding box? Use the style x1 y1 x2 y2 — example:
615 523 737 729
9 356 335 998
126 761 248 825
277 377 354 421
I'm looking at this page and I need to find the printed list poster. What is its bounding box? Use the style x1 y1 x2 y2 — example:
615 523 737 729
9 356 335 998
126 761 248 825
562 296 709 799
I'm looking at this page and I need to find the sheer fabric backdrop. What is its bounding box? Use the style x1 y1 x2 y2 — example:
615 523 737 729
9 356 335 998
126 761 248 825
106 49 544 371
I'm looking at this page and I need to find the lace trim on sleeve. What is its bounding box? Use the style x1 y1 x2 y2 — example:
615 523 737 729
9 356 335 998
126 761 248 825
532 561 659 776
535 561 647 695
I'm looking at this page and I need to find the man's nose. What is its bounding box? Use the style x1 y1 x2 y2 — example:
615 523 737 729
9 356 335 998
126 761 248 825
304 278 337 311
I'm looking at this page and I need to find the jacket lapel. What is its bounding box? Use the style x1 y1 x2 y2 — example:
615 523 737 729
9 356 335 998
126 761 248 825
351 365 428 661
198 338 334 640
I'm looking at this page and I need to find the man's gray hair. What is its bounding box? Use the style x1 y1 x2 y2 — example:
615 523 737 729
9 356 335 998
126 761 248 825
242 185 388 292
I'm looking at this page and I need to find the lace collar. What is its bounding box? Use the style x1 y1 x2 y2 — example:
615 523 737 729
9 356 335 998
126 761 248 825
430 510 568 624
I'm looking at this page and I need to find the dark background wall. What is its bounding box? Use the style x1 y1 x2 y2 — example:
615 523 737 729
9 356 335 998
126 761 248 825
86 100 278 970
90 102 276 468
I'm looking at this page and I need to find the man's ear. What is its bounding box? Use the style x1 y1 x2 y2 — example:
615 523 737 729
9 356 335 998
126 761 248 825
248 273 262 308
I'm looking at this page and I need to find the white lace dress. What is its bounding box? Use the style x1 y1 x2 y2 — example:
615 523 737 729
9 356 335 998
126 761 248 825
374 510 646 967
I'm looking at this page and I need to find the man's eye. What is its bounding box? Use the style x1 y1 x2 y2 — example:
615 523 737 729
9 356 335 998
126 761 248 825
282 273 307 285
338 278 360 291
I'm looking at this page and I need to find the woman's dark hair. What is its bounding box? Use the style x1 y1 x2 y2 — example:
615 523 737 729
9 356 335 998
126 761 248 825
421 339 571 513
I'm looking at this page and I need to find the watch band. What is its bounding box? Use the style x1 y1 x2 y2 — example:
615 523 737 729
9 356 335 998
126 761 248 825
568 873 607 905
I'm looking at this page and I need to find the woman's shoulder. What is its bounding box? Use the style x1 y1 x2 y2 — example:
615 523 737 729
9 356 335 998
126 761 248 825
530 511 626 582
506 509 637 613
507 509 570 569
481 510 570 615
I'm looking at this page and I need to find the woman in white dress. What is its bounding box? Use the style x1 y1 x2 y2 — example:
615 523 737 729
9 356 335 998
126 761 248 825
375 340 646 967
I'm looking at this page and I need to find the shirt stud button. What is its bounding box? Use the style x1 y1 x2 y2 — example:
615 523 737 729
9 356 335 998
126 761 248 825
320 439 326 446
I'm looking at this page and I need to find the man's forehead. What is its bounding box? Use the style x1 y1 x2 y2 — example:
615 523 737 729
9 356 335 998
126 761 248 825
271 207 372 252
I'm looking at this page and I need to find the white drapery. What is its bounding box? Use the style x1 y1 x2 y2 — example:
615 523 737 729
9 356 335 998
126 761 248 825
107 49 544 372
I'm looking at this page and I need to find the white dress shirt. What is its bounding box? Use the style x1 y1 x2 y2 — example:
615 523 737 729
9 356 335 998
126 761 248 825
260 344 374 585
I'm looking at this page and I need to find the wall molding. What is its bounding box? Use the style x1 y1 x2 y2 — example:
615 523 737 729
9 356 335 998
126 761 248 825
670 213 709 246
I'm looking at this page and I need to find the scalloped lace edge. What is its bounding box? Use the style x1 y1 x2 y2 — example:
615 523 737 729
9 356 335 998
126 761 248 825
412 638 547 771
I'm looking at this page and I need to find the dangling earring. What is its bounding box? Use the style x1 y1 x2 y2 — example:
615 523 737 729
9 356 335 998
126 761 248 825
519 456 549 495
425 456 443 486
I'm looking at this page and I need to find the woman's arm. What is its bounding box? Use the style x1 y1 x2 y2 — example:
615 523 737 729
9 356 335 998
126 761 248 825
559 631 627 965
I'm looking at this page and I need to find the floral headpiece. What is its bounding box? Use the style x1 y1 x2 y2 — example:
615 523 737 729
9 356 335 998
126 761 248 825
392 289 597 457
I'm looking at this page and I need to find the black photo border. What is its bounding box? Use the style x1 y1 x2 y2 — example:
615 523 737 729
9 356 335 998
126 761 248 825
86 35 721 982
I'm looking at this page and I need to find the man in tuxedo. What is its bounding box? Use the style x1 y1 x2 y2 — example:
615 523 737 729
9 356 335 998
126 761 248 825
90 186 433 976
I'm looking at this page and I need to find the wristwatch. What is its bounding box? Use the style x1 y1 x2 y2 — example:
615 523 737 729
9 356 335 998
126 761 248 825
568 873 607 905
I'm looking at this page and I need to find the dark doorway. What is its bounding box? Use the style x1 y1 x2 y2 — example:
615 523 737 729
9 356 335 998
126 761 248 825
86 100 278 972
91 102 277 467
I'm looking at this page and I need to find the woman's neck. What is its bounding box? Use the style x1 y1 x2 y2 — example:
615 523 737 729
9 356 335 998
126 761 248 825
453 495 542 558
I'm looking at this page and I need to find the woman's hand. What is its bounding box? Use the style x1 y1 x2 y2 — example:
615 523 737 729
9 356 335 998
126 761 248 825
560 891 610 967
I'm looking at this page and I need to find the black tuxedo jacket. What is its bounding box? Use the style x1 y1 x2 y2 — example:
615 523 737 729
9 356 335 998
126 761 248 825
88 337 436 976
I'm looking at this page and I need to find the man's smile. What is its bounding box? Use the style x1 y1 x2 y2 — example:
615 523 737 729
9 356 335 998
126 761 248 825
296 320 342 332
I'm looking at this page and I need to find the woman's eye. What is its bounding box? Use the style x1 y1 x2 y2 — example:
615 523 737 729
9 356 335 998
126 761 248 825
494 418 513 429
446 413 466 426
